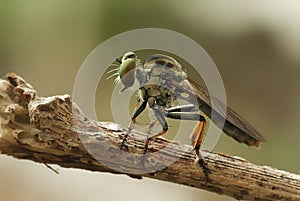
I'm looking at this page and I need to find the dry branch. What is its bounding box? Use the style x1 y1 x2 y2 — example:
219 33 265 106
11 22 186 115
0 73 299 201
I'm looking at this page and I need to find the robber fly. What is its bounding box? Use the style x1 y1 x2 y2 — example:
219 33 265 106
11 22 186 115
108 51 266 182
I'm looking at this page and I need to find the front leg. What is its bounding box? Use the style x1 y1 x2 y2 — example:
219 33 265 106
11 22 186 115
120 98 147 150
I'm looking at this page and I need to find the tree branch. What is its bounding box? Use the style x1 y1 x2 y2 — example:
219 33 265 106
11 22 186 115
0 73 299 201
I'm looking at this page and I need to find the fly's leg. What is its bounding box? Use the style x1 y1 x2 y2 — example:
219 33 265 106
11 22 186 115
165 105 210 183
165 104 199 113
191 117 209 183
143 107 168 157
120 99 147 150
147 119 158 133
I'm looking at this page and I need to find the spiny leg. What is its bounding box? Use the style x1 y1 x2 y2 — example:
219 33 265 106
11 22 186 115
143 107 168 156
165 105 209 182
120 99 147 150
146 109 159 134
147 119 158 133
191 118 209 183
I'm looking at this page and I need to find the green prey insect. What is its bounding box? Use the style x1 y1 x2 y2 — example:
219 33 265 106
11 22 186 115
108 52 266 182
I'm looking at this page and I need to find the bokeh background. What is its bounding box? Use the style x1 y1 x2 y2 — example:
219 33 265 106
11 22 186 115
1 1 300 201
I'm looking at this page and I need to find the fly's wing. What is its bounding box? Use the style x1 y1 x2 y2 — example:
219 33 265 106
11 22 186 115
169 77 266 147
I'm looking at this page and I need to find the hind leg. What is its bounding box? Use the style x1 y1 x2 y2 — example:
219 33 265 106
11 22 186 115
165 105 209 182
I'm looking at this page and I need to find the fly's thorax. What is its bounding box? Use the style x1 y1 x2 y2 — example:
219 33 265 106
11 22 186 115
136 67 151 86
143 54 183 71
139 85 176 108
136 64 187 89
136 55 191 108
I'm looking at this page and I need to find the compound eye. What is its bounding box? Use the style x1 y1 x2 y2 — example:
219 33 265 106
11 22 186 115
126 53 136 59
119 58 136 90
122 52 136 62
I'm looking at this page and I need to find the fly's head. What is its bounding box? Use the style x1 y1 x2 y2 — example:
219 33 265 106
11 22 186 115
108 52 139 92
108 52 187 93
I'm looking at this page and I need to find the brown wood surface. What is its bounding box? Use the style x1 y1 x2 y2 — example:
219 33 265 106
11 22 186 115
0 73 299 201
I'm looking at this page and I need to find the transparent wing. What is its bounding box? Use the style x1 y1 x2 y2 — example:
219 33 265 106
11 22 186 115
169 77 266 147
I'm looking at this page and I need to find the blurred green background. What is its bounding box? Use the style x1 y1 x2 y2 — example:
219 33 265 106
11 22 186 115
1 1 299 201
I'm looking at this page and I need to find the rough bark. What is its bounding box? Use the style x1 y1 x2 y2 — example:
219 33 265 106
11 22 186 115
0 73 299 201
